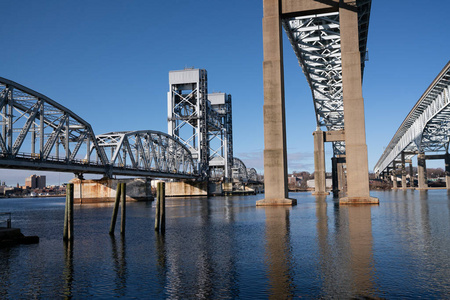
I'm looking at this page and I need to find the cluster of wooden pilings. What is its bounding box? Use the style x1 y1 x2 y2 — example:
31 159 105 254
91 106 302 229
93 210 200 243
109 183 127 235
63 181 165 241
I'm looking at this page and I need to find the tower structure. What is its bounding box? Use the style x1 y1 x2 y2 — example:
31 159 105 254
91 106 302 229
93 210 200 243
208 92 233 179
168 68 233 180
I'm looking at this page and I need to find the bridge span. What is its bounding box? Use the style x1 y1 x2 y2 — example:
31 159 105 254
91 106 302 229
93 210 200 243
374 61 450 189
0 73 257 188
259 0 378 205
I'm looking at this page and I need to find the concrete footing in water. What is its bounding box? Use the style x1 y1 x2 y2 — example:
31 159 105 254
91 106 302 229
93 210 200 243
71 178 153 203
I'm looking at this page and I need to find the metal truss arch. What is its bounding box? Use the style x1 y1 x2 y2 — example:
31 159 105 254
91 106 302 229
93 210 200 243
96 130 197 176
247 168 259 182
232 157 248 182
0 77 108 168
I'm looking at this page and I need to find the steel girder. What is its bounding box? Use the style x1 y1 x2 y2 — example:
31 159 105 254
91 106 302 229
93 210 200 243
282 0 371 156
96 130 196 176
374 62 450 174
0 77 108 170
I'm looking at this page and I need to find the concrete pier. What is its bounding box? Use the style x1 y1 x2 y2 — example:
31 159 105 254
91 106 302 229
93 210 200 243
312 130 329 196
445 154 450 190
164 180 208 197
257 0 296 206
71 178 153 203
338 1 378 204
417 153 428 190
401 153 407 189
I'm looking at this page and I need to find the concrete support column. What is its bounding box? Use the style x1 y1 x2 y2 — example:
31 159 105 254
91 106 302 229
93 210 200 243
339 1 378 204
401 153 407 189
337 162 346 195
392 171 398 189
312 130 329 196
409 163 414 188
392 163 398 189
445 154 450 190
257 0 295 206
417 153 428 189
331 157 339 197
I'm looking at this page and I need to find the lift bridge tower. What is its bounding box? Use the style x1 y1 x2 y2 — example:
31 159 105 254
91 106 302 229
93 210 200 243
168 68 233 180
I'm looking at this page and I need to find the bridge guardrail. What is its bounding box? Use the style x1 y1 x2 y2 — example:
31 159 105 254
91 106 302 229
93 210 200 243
0 212 12 228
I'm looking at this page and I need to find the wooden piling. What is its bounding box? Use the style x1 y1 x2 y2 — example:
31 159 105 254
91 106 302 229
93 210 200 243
120 183 126 235
63 183 74 241
63 188 68 240
160 182 165 232
109 183 122 235
154 182 161 231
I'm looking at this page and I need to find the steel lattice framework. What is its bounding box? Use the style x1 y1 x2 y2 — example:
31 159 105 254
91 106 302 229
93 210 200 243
0 77 197 179
168 69 233 180
208 93 233 179
247 168 258 182
0 76 108 174
96 130 196 176
374 61 450 174
282 0 371 155
231 157 248 182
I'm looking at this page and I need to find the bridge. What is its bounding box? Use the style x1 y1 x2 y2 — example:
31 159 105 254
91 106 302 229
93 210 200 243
374 61 450 189
0 73 253 184
258 0 378 205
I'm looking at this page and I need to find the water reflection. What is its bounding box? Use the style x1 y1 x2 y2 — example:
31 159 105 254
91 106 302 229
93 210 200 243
263 207 295 299
111 235 127 296
316 196 377 298
164 198 238 299
63 241 73 298
347 205 377 296
155 232 167 296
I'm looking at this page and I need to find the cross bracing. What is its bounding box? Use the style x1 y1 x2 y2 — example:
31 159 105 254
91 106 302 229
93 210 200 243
374 61 450 174
96 130 196 176
168 69 233 180
0 77 197 180
282 0 371 156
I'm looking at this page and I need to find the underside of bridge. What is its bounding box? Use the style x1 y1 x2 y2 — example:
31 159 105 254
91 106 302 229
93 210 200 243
257 0 378 206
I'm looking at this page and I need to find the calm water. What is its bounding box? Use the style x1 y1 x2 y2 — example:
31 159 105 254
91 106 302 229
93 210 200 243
1 190 450 299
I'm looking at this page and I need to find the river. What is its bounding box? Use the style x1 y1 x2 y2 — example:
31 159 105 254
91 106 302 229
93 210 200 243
1 190 450 298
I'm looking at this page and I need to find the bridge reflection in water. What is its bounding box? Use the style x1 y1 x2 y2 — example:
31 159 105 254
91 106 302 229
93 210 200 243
263 198 377 299
1 192 450 298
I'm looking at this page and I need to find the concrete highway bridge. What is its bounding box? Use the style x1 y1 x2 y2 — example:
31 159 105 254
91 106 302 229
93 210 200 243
374 61 450 189
259 0 378 205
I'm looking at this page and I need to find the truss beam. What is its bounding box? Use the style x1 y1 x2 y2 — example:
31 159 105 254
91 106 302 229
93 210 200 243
374 61 450 174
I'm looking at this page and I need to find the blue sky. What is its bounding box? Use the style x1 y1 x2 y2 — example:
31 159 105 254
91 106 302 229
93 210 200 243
1 0 449 186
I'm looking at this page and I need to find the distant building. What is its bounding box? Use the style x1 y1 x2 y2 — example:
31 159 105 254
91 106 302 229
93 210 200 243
25 175 46 189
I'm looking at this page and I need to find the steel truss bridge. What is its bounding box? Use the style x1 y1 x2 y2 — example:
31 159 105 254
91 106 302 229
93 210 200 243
374 61 450 174
282 0 370 155
0 76 251 181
